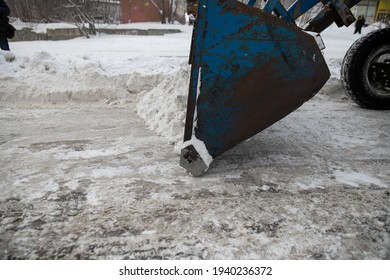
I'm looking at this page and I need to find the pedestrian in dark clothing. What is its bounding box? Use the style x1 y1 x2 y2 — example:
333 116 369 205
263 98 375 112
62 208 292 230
354 15 366 34
0 0 11 51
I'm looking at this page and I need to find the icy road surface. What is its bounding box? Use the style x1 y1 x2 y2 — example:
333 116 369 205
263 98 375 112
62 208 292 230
0 23 389 259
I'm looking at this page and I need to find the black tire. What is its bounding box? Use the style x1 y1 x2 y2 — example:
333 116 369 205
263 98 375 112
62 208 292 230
341 28 390 110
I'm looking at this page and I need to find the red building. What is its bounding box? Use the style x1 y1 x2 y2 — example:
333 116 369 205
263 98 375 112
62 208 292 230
121 0 170 23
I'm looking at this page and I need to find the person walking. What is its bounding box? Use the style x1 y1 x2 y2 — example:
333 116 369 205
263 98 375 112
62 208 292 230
354 15 366 35
0 0 11 51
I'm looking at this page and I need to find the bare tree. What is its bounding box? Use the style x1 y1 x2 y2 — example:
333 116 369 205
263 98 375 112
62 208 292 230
150 0 186 24
62 0 97 38
150 0 168 24
169 0 186 24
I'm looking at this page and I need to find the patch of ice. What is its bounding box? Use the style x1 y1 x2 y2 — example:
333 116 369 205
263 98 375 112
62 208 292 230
55 147 131 160
333 170 388 188
142 230 157 235
138 162 178 176
32 179 60 199
76 166 135 179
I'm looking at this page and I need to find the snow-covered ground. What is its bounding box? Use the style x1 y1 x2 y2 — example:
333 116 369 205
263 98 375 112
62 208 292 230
0 22 389 259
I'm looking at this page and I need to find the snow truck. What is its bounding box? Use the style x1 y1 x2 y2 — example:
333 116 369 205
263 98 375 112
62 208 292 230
181 0 390 176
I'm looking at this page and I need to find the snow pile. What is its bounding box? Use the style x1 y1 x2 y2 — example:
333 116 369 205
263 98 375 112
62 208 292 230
0 49 186 105
135 62 190 146
0 50 15 62
0 51 131 104
125 56 187 94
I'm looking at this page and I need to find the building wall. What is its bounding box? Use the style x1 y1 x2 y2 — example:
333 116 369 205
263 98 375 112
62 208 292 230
121 0 169 23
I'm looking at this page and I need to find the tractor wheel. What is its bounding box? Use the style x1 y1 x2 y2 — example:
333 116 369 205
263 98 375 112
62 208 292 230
341 28 390 110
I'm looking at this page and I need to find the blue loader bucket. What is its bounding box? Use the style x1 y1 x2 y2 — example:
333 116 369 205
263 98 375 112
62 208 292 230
180 0 330 176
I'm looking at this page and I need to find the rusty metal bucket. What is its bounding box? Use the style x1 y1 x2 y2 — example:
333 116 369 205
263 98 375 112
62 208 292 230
180 0 330 176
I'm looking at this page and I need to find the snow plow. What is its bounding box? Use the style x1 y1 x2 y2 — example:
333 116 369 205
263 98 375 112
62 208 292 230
180 0 390 176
